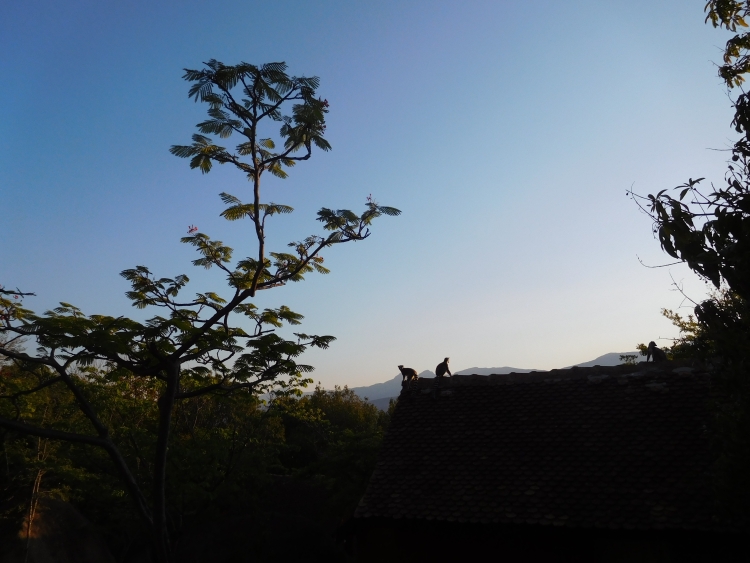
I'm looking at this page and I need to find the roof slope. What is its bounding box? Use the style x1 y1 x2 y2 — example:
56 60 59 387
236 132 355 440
355 363 718 531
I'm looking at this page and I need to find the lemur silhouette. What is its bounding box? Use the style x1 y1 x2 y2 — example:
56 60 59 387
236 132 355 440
435 357 452 377
398 365 419 386
646 341 668 362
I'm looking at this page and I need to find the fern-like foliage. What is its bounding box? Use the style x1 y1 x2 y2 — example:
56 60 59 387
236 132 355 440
171 60 329 180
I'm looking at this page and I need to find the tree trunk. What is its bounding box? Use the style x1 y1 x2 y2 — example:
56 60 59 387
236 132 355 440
152 363 180 563
24 469 44 563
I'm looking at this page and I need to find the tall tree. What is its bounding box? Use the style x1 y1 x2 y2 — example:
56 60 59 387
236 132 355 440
629 2 750 527
0 60 400 562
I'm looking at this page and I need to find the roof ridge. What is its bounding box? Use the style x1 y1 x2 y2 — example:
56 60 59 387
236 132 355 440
405 360 704 391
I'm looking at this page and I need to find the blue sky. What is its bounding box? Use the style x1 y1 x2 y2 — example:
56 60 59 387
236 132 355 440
0 1 737 386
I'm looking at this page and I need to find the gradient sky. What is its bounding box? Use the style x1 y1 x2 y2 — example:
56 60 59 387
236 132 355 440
0 1 738 386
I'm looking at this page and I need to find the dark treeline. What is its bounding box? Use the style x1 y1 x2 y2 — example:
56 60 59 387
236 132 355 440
0 360 391 561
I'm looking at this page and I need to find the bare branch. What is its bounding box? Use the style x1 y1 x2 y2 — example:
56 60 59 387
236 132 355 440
636 255 684 269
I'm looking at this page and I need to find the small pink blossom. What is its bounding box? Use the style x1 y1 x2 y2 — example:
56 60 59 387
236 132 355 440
187 225 198 234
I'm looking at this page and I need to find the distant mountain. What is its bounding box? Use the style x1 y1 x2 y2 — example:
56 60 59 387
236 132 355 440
357 352 641 410
369 396 396 411
563 352 640 369
454 366 540 376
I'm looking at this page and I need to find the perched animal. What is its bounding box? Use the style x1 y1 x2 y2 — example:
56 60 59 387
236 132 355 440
646 341 668 363
435 357 452 377
398 365 419 385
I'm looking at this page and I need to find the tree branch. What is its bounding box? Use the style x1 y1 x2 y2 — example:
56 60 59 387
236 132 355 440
0 417 107 448
0 376 63 400
0 288 36 297
0 347 56 368
175 377 271 400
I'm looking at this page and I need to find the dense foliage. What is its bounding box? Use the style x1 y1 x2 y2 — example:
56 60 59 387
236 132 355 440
0 354 391 560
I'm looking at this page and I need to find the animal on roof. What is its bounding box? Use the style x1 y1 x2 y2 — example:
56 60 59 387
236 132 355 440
435 357 451 377
398 365 419 386
646 341 668 362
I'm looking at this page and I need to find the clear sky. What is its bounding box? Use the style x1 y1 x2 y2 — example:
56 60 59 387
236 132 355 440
0 0 738 386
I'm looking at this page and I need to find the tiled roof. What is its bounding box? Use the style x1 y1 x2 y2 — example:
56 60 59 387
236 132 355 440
355 363 719 531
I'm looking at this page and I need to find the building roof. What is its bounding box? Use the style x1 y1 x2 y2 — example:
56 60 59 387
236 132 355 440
355 362 719 532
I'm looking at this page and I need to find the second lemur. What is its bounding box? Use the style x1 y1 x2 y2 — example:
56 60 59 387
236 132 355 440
436 357 452 377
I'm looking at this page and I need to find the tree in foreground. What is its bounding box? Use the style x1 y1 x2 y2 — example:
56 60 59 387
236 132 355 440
629 2 750 527
0 60 400 562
